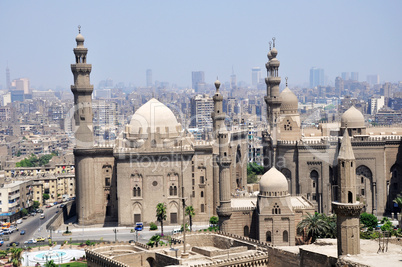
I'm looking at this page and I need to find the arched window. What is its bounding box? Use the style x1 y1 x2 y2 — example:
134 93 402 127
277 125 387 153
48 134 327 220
133 187 137 197
266 231 271 242
200 204 205 213
137 187 141 197
169 186 173 196
151 139 156 148
283 230 288 242
244 225 250 237
173 186 177 196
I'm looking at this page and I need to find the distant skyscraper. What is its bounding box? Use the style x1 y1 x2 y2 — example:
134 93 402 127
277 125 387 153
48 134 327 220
309 67 324 88
146 69 152 87
335 77 344 97
13 78 30 94
230 73 237 89
366 75 380 85
341 72 350 81
190 94 213 129
251 67 261 87
192 71 205 92
351 72 359 81
5 66 10 90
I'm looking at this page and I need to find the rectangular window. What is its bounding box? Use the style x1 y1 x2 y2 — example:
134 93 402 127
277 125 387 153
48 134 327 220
200 176 205 184
134 214 141 223
201 204 205 213
361 189 365 196
170 212 177 224
192 179 195 186
105 178 111 187
312 193 316 201
192 191 195 197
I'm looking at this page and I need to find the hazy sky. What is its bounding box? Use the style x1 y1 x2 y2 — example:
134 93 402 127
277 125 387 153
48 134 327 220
0 1 401 90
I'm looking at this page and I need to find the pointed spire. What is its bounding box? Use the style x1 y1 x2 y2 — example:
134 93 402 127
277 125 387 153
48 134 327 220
285 77 288 87
338 129 355 160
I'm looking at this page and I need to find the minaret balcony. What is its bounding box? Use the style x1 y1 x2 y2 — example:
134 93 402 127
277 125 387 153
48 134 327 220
266 97 282 105
218 156 232 166
332 202 363 216
71 64 92 72
268 77 281 84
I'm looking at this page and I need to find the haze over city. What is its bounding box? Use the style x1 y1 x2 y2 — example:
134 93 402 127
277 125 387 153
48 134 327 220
0 0 401 89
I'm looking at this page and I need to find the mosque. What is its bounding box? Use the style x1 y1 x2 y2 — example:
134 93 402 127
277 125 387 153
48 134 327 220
71 30 402 247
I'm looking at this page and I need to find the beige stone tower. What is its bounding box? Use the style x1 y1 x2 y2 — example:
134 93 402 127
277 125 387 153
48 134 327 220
211 79 225 213
72 28 117 225
332 130 363 256
71 27 94 148
215 79 232 231
263 38 282 169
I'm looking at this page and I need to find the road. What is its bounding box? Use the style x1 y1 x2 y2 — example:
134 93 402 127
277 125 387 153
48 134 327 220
1 205 59 247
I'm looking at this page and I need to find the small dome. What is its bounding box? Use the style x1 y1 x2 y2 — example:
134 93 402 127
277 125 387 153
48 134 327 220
129 98 181 135
75 33 85 43
280 87 298 112
267 51 272 60
271 47 278 58
214 79 221 90
259 167 288 194
341 106 364 128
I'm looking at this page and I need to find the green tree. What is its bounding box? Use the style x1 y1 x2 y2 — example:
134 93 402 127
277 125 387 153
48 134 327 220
43 194 50 202
156 203 167 236
21 208 28 216
185 205 195 232
10 247 23 267
209 216 219 225
360 212 378 229
44 259 57 267
247 162 264 183
297 212 330 243
33 201 40 209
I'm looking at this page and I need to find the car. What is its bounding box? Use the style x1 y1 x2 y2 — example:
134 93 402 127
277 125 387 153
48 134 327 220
20 230 25 235
3 229 13 234
0 240 3 246
40 214 45 219
37 209 43 213
36 237 45 242
16 219 22 224
46 205 51 208
22 216 28 219
30 212 36 216
55 210 59 213
60 204 65 208
8 242 19 247
24 239 37 244
134 222 143 231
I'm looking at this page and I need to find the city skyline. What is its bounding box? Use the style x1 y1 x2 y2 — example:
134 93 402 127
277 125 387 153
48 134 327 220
0 1 401 90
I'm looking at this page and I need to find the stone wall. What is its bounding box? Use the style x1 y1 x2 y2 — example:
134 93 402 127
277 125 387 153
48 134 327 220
299 248 337 267
46 201 76 231
266 246 299 267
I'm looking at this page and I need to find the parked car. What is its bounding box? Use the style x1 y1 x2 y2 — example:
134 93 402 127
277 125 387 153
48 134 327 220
16 219 22 224
60 204 65 208
46 205 51 208
22 216 28 219
3 229 14 234
24 239 37 244
30 212 36 216
8 242 19 247
36 237 45 242
40 214 45 219
20 230 25 235
0 239 3 246
134 222 143 231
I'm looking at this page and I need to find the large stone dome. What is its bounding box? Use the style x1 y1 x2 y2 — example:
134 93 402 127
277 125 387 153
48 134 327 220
280 87 298 113
341 106 365 128
129 98 181 135
259 167 288 196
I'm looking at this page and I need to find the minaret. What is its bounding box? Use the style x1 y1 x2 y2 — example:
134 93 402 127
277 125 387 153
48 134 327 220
264 38 281 167
332 130 363 257
216 123 232 232
71 26 94 148
211 79 225 137
211 79 225 212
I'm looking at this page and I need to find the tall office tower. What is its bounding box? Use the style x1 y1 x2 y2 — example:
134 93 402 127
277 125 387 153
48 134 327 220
366 75 380 85
146 69 152 87
351 72 359 81
192 71 205 92
190 94 214 129
251 67 261 87
15 78 30 94
335 77 344 97
382 82 392 98
6 66 10 90
309 67 324 88
341 72 350 81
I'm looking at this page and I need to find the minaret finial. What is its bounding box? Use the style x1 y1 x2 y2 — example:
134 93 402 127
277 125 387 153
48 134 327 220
272 37 276 48
269 41 272 50
214 77 221 91
78 25 81 34
285 77 288 87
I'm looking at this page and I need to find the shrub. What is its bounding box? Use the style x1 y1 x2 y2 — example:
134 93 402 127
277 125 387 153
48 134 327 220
85 240 91 246
360 212 377 229
209 216 219 225
150 222 158 230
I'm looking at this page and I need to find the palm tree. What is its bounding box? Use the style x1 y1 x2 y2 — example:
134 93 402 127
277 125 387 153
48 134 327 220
156 203 167 236
393 193 402 208
185 206 195 232
10 247 23 267
297 212 330 244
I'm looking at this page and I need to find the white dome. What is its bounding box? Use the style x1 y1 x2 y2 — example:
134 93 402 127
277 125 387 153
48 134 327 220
341 106 364 128
280 87 298 112
129 98 181 135
259 167 288 194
